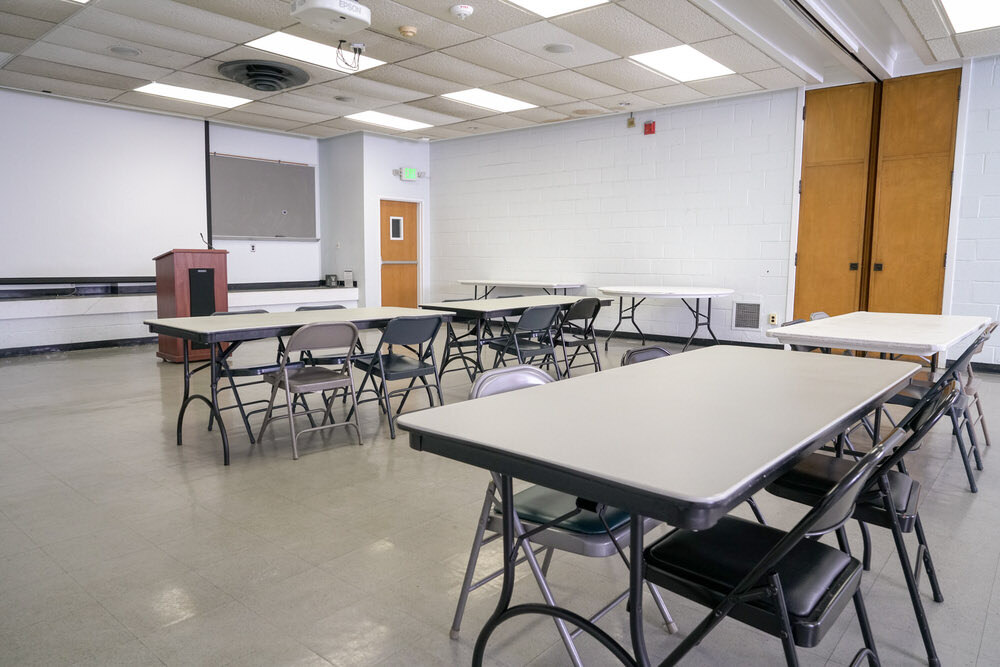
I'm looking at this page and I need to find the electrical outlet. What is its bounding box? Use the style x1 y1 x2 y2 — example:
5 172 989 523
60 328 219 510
768 313 778 325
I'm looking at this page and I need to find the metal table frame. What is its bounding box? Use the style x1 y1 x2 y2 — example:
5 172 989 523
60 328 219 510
458 280 584 299
600 287 734 352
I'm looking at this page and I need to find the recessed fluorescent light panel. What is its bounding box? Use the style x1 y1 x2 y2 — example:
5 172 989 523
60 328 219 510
134 82 250 108
345 111 432 131
939 0 1000 33
245 32 384 73
630 45 734 82
505 0 608 19
442 88 536 113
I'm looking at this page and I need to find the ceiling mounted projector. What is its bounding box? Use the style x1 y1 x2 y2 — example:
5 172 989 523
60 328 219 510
290 0 371 35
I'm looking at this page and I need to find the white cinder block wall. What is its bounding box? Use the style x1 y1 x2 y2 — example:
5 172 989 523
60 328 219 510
429 89 799 343
953 56 1000 364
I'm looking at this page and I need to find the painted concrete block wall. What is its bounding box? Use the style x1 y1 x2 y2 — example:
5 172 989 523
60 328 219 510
318 133 365 297
953 56 1000 364
429 89 799 343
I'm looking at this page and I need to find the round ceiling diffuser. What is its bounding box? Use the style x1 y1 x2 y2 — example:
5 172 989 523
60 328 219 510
217 60 309 92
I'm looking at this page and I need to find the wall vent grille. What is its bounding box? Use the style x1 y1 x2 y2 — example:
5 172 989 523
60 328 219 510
733 302 761 329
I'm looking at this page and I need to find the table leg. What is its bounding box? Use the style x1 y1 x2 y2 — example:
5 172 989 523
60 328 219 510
473 474 516 665
930 352 939 372
629 514 650 667
681 298 719 352
176 343 191 447
209 343 230 466
605 297 646 351
175 342 231 465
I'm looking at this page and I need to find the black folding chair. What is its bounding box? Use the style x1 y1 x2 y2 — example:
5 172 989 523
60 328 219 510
642 438 891 666
488 304 562 379
351 315 444 439
439 298 485 382
551 297 602 377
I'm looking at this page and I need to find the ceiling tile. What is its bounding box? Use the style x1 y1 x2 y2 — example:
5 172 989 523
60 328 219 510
636 84 706 105
493 21 618 68
0 70 123 101
200 46 347 85
67 8 234 57
744 68 805 90
438 118 506 134
588 92 662 111
327 75 429 102
0 12 55 40
2 0 80 23
900 0 950 40
364 0 482 50
264 91 362 116
22 42 173 81
292 81 396 110
927 37 960 61
238 101 332 124
552 4 680 57
692 35 777 73
394 0 536 34
685 74 760 96
476 113 538 129
43 25 203 70
356 64 463 96
443 38 561 78
400 125 466 139
509 107 571 123
955 28 1000 58
323 115 404 134
5 55 148 91
0 52 11 68
159 70 271 99
526 70 623 99
0 34 32 54
96 0 271 44
171 0 296 32
292 124 351 138
399 52 511 87
547 100 611 118
377 102 464 125
114 89 223 115
619 0 730 43
483 79 577 106
282 26 428 64
407 95 493 120
575 58 674 91
211 109 304 130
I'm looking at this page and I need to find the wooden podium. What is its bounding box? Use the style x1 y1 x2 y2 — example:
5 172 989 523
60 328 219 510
154 249 228 362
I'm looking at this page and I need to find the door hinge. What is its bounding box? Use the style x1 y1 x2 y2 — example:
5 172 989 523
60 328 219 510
943 251 947 268
802 105 806 120
794 252 798 267
951 170 954 185
958 83 961 101
798 179 802 195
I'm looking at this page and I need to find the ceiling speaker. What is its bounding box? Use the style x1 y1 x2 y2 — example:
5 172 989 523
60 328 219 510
217 60 309 92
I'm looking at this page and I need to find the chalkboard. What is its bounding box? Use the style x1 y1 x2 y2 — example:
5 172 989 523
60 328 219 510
210 154 316 240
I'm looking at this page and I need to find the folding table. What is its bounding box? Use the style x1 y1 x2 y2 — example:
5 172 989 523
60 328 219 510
398 346 918 665
458 279 584 299
145 307 452 465
599 286 734 352
766 312 991 371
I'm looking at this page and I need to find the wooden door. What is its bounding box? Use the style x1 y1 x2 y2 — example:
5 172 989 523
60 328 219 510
380 200 419 308
868 68 960 314
794 83 876 321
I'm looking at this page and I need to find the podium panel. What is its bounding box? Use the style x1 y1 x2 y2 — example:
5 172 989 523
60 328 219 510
153 249 228 362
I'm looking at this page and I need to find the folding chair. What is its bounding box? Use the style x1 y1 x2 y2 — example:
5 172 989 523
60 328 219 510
620 345 671 366
439 298 484 382
451 366 676 667
256 322 362 459
551 297 602 377
295 304 366 360
643 437 890 666
488 304 562 379
351 315 444 439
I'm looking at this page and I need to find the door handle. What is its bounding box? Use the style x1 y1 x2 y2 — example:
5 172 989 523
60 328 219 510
849 263 859 271
873 263 883 271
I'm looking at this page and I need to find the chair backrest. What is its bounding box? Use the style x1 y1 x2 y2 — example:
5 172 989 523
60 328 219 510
875 381 960 478
802 437 889 537
810 311 830 320
781 319 826 353
515 305 561 333
380 315 443 347
211 309 268 316
469 365 553 399
296 304 345 311
560 297 600 331
284 321 359 356
621 345 671 366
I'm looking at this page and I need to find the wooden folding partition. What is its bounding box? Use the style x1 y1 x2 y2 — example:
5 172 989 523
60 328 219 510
794 68 961 319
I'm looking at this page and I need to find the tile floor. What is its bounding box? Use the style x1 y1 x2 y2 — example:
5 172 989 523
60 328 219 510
0 333 997 666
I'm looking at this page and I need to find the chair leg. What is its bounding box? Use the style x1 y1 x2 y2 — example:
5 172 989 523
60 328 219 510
951 409 979 492
746 496 766 525
973 392 992 446
964 408 984 470
256 381 282 443
859 520 872 571
284 389 299 460
540 547 554 576
347 372 363 446
451 481 496 640
768 573 799 667
646 583 679 634
380 367 396 439
914 515 944 603
851 587 880 667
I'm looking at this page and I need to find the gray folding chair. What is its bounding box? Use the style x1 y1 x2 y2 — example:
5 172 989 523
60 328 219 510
257 322 362 459
620 345 671 366
451 366 677 667
295 304 366 359
780 319 830 354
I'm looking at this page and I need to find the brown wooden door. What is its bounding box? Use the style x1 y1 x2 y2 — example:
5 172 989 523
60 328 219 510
794 83 876 320
380 200 419 308
868 68 960 314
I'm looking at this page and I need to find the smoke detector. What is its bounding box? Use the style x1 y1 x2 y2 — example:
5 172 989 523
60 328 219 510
290 0 372 35
218 60 310 92
398 25 417 37
450 4 474 20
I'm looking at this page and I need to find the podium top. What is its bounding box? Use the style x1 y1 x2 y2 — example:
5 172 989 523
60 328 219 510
152 248 229 261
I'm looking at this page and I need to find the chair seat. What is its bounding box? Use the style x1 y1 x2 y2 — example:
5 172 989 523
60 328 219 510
352 352 435 378
487 339 552 354
226 362 283 376
496 485 630 535
645 516 860 647
767 454 920 529
265 366 351 393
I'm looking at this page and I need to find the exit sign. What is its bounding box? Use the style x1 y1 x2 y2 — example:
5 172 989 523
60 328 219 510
399 167 418 181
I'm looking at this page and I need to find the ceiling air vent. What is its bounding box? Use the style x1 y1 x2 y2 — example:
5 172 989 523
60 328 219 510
733 302 761 329
217 60 309 92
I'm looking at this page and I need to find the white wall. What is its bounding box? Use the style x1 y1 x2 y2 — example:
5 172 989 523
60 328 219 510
0 88 205 278
209 123 321 283
318 133 365 293
952 56 1000 364
429 90 799 343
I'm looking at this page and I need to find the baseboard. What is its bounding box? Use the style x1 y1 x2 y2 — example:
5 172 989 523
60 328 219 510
0 336 157 358
593 328 783 350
